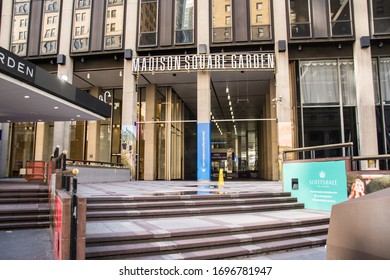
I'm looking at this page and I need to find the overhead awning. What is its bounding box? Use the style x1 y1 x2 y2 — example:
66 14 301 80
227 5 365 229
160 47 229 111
0 47 111 123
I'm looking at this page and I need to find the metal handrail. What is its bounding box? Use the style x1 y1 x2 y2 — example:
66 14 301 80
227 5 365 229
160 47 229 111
282 142 354 161
67 158 124 168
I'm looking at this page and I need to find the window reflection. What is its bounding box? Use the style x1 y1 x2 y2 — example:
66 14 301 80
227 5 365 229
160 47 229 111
250 0 271 40
11 0 31 56
329 0 352 36
41 0 61 55
371 0 390 34
139 0 158 47
104 0 124 50
72 0 92 52
212 0 232 42
175 0 194 44
289 0 311 38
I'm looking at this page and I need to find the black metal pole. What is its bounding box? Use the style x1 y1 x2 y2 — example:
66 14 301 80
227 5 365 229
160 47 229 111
70 177 78 260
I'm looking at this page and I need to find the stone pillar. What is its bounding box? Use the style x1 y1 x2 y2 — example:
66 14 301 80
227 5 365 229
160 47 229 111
0 124 10 178
34 123 46 161
197 0 211 182
86 87 101 161
0 1 13 178
273 0 293 177
53 0 74 153
144 85 157 180
0 0 12 48
121 0 138 179
353 1 378 169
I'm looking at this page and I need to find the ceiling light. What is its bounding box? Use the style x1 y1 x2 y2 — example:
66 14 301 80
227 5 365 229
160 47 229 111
87 73 90 79
76 115 80 118
226 85 229 93
54 106 59 110
38 119 42 122
119 70 123 77
24 95 30 99
229 101 231 106
228 95 230 100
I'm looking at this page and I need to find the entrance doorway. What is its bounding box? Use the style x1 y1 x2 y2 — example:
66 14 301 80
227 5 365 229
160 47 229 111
135 70 277 181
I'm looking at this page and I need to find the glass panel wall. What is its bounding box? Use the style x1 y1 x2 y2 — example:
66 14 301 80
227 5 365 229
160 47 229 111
110 89 122 163
329 0 352 37
212 0 232 42
69 121 86 159
11 0 31 56
139 0 158 47
9 122 35 177
371 0 390 35
104 0 124 50
41 0 61 55
71 0 92 52
298 60 357 158
175 0 194 44
289 0 311 38
249 0 271 40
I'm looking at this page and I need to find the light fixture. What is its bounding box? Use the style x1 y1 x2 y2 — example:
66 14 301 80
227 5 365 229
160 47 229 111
60 74 69 81
76 115 80 118
379 41 384 48
54 106 59 110
338 43 342 49
298 45 303 51
119 70 123 77
228 95 230 100
24 95 30 99
87 72 90 79
226 85 229 93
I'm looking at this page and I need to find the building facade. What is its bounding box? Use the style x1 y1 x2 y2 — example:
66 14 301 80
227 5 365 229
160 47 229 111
1 0 390 181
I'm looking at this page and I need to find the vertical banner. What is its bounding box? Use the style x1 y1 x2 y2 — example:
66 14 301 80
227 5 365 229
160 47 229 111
197 123 211 181
283 160 348 211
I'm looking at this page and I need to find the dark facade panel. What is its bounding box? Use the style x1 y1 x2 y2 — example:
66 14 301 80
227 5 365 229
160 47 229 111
28 0 43 56
312 0 328 38
90 0 105 52
159 0 173 46
234 0 248 42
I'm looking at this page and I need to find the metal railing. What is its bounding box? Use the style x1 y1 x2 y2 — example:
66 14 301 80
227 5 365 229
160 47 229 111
67 158 124 168
282 142 354 161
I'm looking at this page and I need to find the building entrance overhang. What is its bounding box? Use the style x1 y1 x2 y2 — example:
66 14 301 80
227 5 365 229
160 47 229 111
0 47 111 123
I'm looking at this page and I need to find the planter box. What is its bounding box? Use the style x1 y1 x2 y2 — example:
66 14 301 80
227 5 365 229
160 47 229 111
69 166 130 184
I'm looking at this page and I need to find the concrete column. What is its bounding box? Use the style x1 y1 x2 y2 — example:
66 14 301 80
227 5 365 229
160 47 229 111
353 1 378 169
34 123 46 161
0 0 12 48
144 84 157 180
273 0 293 176
121 0 138 179
86 87 101 161
270 83 279 180
53 0 75 153
196 0 211 182
0 124 10 178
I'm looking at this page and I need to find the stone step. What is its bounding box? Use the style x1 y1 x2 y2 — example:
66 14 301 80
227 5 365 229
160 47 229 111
0 192 48 198
0 214 50 223
0 197 49 204
87 217 329 245
0 204 50 215
87 202 305 220
86 192 292 203
85 225 328 259
87 196 298 211
0 221 50 230
133 235 328 260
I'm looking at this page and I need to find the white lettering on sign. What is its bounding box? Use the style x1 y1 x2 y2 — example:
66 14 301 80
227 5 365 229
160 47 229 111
132 53 274 74
0 51 35 79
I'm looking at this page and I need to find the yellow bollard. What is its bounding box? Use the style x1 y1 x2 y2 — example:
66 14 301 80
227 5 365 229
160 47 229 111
218 168 224 188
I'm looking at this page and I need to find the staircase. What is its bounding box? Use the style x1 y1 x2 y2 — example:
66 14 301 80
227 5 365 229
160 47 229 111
85 191 329 259
0 182 50 230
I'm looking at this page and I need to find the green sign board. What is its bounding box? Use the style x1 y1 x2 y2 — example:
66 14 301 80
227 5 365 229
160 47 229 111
283 160 348 211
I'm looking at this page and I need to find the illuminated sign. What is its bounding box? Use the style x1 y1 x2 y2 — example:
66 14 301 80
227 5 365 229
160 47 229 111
132 52 274 74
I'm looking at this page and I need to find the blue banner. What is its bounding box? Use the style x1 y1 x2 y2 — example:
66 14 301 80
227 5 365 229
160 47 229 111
283 160 348 211
197 123 211 181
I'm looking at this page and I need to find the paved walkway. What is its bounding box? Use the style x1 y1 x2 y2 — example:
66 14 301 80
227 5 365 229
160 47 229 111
0 180 329 260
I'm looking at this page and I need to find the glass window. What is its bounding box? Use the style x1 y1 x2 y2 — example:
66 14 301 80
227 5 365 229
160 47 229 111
250 0 271 40
104 0 124 50
40 0 61 55
329 0 352 36
298 60 357 157
72 0 91 52
212 0 232 42
289 0 311 38
139 0 158 47
371 0 390 34
11 0 31 56
175 0 194 44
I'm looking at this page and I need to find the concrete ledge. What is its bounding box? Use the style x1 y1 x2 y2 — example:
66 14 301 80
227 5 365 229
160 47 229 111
326 187 390 259
68 166 130 184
